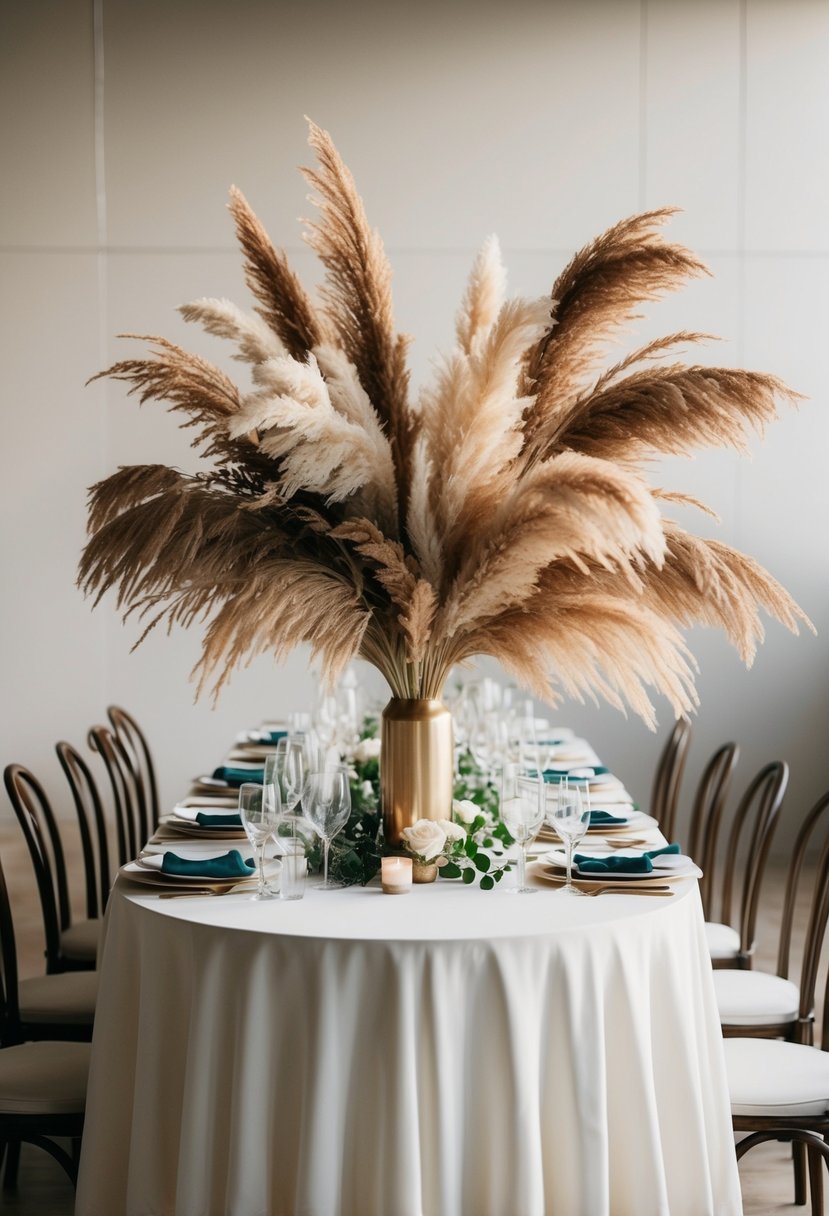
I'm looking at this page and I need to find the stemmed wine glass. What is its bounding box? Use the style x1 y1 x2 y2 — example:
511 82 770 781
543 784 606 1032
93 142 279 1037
303 767 351 890
547 778 591 896
499 764 544 895
238 781 281 900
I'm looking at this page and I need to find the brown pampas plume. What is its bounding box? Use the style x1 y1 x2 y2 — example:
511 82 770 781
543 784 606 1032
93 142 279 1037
79 122 812 717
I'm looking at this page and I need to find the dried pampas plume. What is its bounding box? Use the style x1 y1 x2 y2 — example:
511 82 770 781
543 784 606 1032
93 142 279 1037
79 121 812 726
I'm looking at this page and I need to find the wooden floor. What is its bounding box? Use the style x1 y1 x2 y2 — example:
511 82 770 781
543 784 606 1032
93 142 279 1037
0 822 824 1214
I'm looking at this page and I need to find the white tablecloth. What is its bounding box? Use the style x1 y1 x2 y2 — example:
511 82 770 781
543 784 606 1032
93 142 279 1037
75 874 741 1216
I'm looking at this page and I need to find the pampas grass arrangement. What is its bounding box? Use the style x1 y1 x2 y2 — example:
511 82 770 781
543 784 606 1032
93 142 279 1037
79 121 811 727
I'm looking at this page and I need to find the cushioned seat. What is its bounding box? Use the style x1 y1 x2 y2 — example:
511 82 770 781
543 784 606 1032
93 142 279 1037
725 1038 829 1117
0 1042 90 1114
705 921 740 960
713 969 800 1026
60 918 101 963
18 971 97 1025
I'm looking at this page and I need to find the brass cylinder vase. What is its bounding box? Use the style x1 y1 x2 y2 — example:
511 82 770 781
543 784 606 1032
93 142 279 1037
381 698 454 848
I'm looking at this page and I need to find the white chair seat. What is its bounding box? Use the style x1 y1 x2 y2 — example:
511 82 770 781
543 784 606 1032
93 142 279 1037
60 918 101 962
705 921 740 960
18 970 97 1025
713 969 800 1026
725 1038 829 1117
0 1042 90 1114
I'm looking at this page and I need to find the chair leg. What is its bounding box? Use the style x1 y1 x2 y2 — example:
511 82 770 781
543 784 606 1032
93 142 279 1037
3 1139 20 1191
794 1139 808 1206
808 1144 824 1214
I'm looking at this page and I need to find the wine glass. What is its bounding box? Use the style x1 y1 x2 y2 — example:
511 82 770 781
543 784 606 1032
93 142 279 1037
500 764 544 895
238 782 281 901
303 767 351 890
547 778 591 897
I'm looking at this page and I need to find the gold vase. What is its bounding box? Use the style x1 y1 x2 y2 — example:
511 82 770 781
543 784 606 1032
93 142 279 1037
381 698 454 848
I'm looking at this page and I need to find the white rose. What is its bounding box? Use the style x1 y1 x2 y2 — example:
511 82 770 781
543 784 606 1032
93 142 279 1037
438 819 466 844
401 818 447 862
453 799 479 825
353 737 381 763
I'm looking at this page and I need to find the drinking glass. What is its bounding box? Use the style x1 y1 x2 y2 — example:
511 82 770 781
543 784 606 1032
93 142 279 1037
303 767 351 890
265 740 305 815
238 781 281 900
500 764 544 895
547 779 591 897
280 838 308 901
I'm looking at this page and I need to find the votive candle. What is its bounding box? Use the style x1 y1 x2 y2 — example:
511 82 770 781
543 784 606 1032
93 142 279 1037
381 856 413 894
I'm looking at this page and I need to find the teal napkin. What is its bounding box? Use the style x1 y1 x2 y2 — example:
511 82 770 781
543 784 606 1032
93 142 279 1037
588 810 629 826
212 766 264 787
542 766 610 780
573 842 681 875
195 812 243 827
161 850 255 878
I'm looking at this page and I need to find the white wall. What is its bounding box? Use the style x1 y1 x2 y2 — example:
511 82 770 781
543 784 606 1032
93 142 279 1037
1 0 827 849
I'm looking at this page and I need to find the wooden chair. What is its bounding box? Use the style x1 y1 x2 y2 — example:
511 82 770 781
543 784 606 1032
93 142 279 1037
686 741 740 917
0 850 90 1190
725 826 829 1213
704 761 788 970
87 724 142 865
3 766 98 973
650 716 691 841
55 741 113 922
107 705 160 836
715 788 829 1042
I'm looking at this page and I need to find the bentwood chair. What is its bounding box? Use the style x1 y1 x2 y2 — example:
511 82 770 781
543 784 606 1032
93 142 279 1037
704 760 788 970
0 850 90 1190
87 724 143 866
107 705 160 835
715 788 829 1042
650 716 692 842
686 741 740 918
55 741 113 923
725 824 829 1214
3 765 99 973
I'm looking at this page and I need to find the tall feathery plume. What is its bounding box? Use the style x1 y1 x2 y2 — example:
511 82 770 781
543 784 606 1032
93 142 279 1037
79 123 811 717
301 120 412 524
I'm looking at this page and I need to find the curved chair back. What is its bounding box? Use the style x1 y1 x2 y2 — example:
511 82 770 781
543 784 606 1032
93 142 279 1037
87 725 141 865
650 717 692 841
2 765 67 975
719 761 788 966
55 742 112 921
0 849 22 1045
107 705 159 836
689 742 739 917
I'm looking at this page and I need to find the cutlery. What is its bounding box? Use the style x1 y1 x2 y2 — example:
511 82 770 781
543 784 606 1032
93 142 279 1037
158 881 257 899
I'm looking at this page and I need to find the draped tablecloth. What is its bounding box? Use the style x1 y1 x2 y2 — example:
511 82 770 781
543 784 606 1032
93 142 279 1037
75 876 742 1216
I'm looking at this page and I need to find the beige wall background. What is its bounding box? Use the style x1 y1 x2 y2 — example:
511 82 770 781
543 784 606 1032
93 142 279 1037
1 0 827 847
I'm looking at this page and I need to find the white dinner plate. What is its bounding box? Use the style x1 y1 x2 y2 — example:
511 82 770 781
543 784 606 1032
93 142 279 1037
159 815 246 840
125 854 281 885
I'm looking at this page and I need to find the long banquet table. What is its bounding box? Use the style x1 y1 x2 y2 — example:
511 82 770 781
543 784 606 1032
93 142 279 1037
75 852 743 1214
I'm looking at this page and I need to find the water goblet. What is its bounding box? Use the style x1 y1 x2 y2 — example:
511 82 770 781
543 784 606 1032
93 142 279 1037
238 781 281 901
303 766 351 890
547 779 591 897
500 764 544 895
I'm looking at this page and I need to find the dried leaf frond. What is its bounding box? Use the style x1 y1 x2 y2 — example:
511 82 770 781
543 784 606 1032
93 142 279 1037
228 185 325 360
179 297 284 365
301 120 412 503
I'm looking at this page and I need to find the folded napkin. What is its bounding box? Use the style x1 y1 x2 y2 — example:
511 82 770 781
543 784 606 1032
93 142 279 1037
160 850 255 878
588 810 629 826
195 811 243 827
573 842 681 875
212 766 264 787
543 765 610 779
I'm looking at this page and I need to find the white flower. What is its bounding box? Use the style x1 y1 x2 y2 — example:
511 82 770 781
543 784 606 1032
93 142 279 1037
352 737 381 763
361 780 375 800
401 818 447 862
438 819 466 844
453 799 479 825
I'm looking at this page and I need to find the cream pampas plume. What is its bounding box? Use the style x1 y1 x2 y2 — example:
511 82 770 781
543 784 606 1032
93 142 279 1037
79 121 811 717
